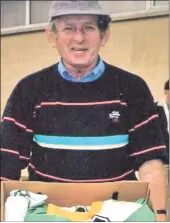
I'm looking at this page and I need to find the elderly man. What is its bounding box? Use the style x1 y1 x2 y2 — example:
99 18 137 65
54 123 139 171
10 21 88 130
1 1 168 221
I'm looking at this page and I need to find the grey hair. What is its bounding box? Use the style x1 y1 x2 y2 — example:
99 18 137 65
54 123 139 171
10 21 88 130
49 19 57 34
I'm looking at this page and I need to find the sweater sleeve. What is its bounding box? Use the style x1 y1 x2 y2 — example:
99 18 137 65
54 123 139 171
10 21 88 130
126 77 169 170
1 80 34 180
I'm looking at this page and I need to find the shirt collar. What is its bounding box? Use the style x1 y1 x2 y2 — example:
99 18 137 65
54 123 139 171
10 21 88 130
57 57 105 83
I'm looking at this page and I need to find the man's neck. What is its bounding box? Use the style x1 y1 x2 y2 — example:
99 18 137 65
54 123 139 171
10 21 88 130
62 58 99 80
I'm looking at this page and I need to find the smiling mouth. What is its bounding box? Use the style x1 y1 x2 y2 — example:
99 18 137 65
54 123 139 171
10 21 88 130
71 48 88 52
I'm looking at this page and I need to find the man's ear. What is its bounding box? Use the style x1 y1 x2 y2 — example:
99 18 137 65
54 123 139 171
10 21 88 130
101 28 111 47
45 28 57 48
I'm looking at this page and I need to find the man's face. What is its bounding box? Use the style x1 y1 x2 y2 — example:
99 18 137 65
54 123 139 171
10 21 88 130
47 15 110 68
164 90 169 105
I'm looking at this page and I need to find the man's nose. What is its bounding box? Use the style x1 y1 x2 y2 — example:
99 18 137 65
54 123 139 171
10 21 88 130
72 30 85 43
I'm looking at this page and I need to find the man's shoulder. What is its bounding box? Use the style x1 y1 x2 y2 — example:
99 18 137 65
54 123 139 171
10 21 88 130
18 63 57 85
104 62 147 86
10 63 58 97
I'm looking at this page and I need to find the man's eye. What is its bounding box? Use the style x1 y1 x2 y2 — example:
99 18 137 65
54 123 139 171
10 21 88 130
64 27 73 31
85 26 95 30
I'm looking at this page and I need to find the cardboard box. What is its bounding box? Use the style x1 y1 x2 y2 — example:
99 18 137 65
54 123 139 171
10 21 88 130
1 181 153 221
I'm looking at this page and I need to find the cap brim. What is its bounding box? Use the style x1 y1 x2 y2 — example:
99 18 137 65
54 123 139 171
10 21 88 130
50 11 110 21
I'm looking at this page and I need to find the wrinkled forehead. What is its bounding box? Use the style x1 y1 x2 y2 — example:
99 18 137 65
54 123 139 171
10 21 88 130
55 15 98 26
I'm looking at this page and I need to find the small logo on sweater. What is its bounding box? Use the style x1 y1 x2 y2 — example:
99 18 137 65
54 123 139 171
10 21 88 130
109 111 120 123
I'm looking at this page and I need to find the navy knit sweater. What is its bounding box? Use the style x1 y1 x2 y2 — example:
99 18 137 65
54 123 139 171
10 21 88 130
1 62 168 182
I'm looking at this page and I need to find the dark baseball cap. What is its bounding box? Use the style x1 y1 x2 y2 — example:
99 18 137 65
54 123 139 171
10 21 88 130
49 1 110 22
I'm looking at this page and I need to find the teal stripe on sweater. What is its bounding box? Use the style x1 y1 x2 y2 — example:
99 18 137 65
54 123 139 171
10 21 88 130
33 134 128 146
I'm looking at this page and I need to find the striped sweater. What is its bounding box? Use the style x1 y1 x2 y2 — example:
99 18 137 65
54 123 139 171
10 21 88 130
1 62 168 182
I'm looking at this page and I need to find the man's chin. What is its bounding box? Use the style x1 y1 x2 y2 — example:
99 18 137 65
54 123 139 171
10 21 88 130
71 61 89 68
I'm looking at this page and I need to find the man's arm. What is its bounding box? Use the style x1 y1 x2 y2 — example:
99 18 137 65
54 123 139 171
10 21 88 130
1 80 34 180
123 75 169 221
139 159 168 222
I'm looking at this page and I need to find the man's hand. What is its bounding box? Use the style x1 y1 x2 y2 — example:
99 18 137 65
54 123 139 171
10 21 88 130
138 159 168 222
156 214 168 222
